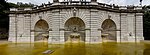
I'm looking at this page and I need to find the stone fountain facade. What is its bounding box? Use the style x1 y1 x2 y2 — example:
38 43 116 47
9 0 144 44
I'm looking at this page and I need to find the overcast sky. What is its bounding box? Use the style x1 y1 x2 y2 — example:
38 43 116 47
7 0 150 6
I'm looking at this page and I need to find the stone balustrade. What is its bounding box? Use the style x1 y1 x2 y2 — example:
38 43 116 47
10 1 143 13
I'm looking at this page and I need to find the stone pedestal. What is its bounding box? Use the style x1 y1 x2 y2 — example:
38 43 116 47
48 31 53 43
117 31 121 42
85 29 90 43
60 30 65 44
31 31 34 43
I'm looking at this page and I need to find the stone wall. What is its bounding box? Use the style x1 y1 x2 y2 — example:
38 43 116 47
9 7 144 43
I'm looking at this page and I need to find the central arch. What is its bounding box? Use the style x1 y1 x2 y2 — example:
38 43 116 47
101 19 117 41
34 19 49 41
64 17 85 42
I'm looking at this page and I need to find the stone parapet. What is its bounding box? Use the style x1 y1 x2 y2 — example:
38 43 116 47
9 1 143 14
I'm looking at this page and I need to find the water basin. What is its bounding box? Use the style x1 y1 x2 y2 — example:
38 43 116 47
0 42 149 55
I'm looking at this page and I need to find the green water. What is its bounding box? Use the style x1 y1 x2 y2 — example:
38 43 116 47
0 42 150 55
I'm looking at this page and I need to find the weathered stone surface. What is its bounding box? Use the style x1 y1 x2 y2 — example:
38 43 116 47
8 1 144 43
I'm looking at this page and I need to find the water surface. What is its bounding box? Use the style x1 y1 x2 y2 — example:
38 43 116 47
0 42 150 55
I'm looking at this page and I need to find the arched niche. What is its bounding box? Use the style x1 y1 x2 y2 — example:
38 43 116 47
64 17 85 42
101 19 117 41
34 19 49 41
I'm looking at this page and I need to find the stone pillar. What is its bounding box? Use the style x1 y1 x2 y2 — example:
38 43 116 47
89 9 100 43
127 13 135 42
85 28 90 43
48 30 53 43
51 9 60 44
98 30 102 42
16 14 24 42
59 11 65 44
8 14 17 42
135 13 144 42
59 29 65 44
120 13 128 42
19 14 31 42
30 31 34 43
30 14 35 43
117 31 121 42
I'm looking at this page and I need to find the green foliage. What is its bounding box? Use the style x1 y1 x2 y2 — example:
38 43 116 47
143 5 150 40
0 1 35 28
0 0 9 39
8 2 35 8
0 0 9 28
0 1 35 39
16 2 35 8
8 2 19 8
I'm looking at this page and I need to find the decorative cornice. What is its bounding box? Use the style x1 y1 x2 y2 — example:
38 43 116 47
9 1 144 14
24 14 31 17
135 13 143 16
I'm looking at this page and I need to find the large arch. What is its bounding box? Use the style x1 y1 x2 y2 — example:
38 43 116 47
101 19 117 41
64 17 85 42
34 19 49 41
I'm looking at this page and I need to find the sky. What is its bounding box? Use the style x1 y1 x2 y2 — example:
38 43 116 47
7 0 150 6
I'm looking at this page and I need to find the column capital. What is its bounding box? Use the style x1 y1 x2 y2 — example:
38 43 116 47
135 13 143 16
9 14 17 17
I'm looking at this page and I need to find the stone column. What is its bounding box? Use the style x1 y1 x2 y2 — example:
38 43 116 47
48 30 53 43
85 28 90 43
20 14 31 42
135 13 144 42
98 29 102 43
120 13 128 42
16 14 24 42
117 31 121 42
30 31 34 43
59 29 65 44
8 14 17 42
89 9 100 43
127 13 136 42
51 9 60 44
59 11 65 44
30 14 35 43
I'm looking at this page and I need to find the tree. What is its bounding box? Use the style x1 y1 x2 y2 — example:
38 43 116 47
0 0 9 39
0 0 9 28
0 1 35 39
143 5 150 40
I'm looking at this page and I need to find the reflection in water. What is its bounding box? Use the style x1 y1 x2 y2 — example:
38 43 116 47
0 42 149 55
144 43 150 55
